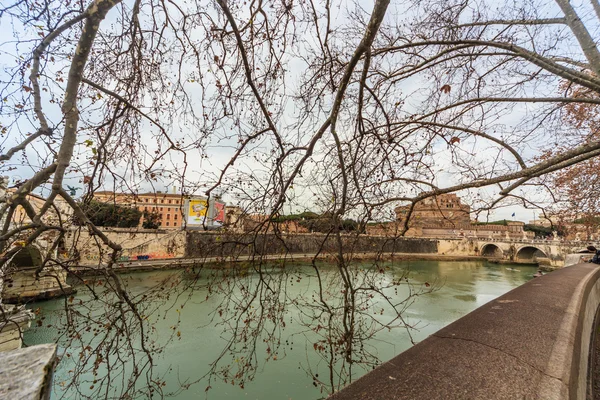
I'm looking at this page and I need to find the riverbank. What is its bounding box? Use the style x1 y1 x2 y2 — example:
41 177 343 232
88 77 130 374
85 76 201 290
68 229 578 270
72 253 491 276
330 263 600 400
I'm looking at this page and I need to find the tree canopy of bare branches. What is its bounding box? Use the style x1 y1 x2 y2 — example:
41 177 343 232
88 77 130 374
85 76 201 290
2 0 600 397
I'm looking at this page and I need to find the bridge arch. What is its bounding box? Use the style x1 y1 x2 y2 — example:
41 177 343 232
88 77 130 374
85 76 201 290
481 243 503 258
9 246 43 268
515 246 548 262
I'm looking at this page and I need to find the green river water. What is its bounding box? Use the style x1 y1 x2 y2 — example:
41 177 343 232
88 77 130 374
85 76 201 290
24 260 537 399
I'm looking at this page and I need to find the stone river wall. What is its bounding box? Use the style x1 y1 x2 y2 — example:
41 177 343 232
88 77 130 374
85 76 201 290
66 228 186 266
184 232 439 258
68 228 499 266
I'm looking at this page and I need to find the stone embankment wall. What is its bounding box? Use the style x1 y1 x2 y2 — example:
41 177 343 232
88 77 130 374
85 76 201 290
437 238 478 256
184 232 439 259
66 228 186 266
2 266 73 303
330 263 600 400
68 229 451 265
68 228 505 266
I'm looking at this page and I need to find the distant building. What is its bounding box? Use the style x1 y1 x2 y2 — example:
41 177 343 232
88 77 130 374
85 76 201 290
418 220 533 240
368 193 534 239
527 214 600 241
93 191 249 232
93 191 184 229
562 222 600 241
527 216 558 228
5 188 72 227
224 206 245 233
367 219 534 240
394 194 471 227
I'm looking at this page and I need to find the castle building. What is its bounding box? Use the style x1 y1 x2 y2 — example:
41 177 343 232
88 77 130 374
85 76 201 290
367 193 534 240
394 194 471 227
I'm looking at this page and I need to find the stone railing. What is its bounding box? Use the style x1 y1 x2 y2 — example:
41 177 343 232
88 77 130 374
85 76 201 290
330 263 600 399
0 344 57 400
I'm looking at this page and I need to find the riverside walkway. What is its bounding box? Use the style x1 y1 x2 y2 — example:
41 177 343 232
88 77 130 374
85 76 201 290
330 262 600 400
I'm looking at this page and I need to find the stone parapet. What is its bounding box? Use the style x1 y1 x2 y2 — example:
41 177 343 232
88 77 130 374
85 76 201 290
0 343 57 399
329 263 600 399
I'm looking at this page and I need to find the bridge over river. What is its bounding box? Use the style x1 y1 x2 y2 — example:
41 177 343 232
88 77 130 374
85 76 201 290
470 237 594 267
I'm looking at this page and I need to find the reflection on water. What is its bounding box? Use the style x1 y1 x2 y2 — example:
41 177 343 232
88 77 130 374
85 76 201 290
24 260 536 400
453 294 477 302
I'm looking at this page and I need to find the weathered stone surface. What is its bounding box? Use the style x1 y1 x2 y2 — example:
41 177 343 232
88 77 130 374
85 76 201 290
0 344 57 400
329 263 600 400
66 228 186 265
0 305 34 352
185 232 439 258
2 266 74 304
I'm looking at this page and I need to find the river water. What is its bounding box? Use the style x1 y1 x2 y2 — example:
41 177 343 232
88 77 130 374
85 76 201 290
24 260 536 399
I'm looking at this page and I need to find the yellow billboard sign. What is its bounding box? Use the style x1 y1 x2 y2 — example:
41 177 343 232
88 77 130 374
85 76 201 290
187 198 208 226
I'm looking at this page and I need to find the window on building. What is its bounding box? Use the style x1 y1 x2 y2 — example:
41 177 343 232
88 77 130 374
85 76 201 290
168 199 172 204
166 214 170 220
174 214 178 220
166 222 170 226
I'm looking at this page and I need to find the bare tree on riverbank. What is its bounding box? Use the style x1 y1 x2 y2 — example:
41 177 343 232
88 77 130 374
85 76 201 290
537 81 600 238
1 0 600 397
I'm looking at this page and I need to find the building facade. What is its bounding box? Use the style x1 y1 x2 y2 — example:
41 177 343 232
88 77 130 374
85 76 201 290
5 188 72 229
368 194 534 239
92 191 248 232
242 214 309 233
394 194 471 227
93 191 184 229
